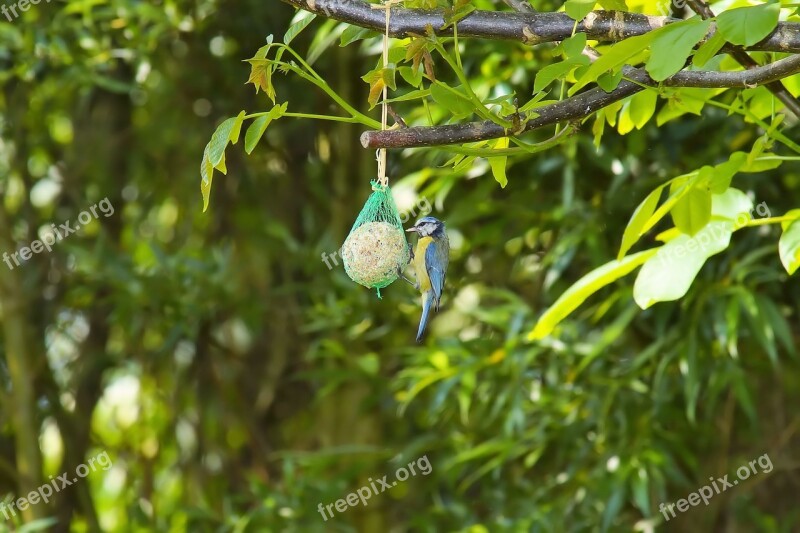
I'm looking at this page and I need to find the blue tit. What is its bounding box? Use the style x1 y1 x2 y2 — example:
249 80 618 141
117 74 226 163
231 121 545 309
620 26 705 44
405 216 450 343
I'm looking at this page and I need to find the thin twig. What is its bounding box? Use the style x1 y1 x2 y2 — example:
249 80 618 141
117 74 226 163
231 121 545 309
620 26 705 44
387 105 408 128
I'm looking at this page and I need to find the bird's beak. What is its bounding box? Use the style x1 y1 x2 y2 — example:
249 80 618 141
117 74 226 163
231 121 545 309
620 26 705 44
405 227 418 233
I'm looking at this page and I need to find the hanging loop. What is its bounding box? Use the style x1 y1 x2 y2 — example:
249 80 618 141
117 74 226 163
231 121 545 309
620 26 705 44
370 0 402 188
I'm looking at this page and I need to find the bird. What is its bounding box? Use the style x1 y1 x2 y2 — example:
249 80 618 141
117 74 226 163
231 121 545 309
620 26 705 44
405 216 449 343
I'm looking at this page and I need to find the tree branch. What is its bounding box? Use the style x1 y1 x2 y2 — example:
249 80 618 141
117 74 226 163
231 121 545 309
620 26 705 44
685 0 800 118
282 0 800 53
361 55 800 149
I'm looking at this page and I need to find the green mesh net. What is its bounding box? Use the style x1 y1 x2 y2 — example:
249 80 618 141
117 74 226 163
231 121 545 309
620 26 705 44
342 180 410 298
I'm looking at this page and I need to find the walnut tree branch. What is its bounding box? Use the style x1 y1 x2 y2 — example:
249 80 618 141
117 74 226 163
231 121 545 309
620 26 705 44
360 54 800 149
282 0 800 53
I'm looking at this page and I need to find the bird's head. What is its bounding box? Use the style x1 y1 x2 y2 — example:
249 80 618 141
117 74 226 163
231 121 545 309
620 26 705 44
406 216 445 238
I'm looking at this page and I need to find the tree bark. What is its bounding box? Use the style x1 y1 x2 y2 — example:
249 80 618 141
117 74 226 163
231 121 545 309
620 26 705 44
361 55 800 149
281 0 800 53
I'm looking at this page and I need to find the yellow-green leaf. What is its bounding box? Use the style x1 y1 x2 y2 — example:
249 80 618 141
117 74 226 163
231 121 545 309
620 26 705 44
489 137 509 188
208 117 237 167
781 209 800 231
716 2 780 47
362 65 397 109
779 220 800 275
645 18 711 82
244 103 286 155
693 30 726 67
671 186 712 236
201 142 214 212
430 81 474 118
529 249 657 340
230 111 245 145
246 59 276 102
214 151 227 175
629 89 658 129
634 221 732 309
709 152 745 193
534 56 589 93
284 11 316 45
618 185 663 260
565 0 595 21
571 32 654 94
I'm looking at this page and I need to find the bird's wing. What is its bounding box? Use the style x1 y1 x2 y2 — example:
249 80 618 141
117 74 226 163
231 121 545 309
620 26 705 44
425 240 448 309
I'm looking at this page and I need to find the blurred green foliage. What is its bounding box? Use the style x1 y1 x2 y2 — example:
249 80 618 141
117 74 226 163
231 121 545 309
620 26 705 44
0 0 799 532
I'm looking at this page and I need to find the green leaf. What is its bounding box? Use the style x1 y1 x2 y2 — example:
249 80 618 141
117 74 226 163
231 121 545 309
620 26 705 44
646 18 712 81
671 186 712 236
639 177 692 235
709 151 746 193
214 151 227 174
489 137 509 188
617 99 635 135
398 65 423 88
571 32 654 94
730 366 757 422
741 292 778 365
362 64 398 108
712 187 753 222
592 112 605 148
244 103 286 155
230 111 245 145
284 11 316 45
385 88 430 103
740 157 783 172
693 30 726 67
656 87 720 125
442 0 477 27
602 485 626 532
201 142 214 212
246 59 276 102
758 295 796 357
558 33 588 59
716 2 781 47
631 468 650 516
629 89 657 129
565 0 596 21
633 221 732 309
209 117 237 167
779 220 800 275
529 249 657 339
534 56 589 93
340 25 379 47
430 81 475 118
17 518 59 532
781 209 800 231
596 70 624 92
598 0 626 9
618 185 663 259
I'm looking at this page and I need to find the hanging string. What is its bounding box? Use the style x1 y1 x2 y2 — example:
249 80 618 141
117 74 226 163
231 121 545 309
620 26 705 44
371 0 401 189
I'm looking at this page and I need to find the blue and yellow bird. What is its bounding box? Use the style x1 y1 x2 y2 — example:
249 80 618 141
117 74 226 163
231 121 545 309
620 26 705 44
405 216 450 343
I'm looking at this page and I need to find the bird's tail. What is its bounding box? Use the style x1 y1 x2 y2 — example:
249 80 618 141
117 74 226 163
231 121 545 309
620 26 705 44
416 291 435 343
